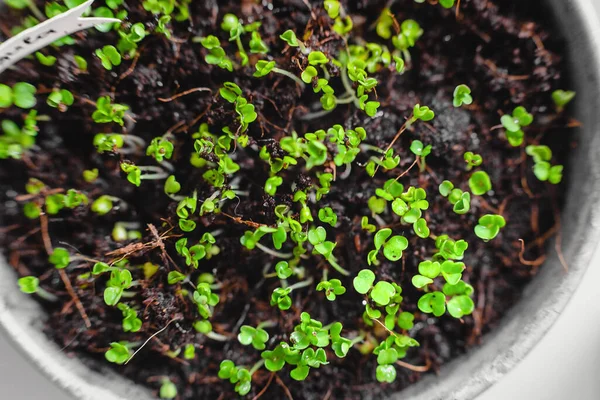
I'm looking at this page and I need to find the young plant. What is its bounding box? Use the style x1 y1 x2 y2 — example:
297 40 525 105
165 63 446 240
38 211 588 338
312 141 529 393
525 145 563 184
551 89 575 112
474 214 506 241
453 84 473 107
500 106 533 147
0 82 37 109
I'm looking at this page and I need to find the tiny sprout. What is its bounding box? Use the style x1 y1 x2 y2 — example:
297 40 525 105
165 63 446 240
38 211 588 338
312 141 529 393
316 279 346 301
0 82 37 109
271 287 292 310
47 89 74 111
353 269 376 294
92 96 129 126
318 207 337 227
417 291 446 316
376 364 397 383
265 176 283 196
220 13 239 31
18 276 39 294
91 195 115 215
412 104 435 122
552 89 576 111
280 30 299 46
34 51 56 67
49 247 70 269
83 168 99 183
159 379 177 399
468 171 492 196
453 84 472 107
439 180 454 197
474 214 506 241
275 261 293 279
238 325 270 350
146 137 174 162
301 66 318 83
324 0 341 19
439 0 456 7
183 344 195 360
500 106 533 147
249 31 269 54
525 145 563 184
167 271 186 284
164 175 181 195
104 269 133 306
463 151 482 170
308 51 329 66
370 281 396 306
410 140 432 171
117 303 142 332
105 342 131 365
95 45 122 70
452 192 471 215
361 216 377 233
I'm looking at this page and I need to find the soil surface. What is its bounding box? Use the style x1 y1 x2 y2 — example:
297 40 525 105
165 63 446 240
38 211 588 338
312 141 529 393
0 1 576 399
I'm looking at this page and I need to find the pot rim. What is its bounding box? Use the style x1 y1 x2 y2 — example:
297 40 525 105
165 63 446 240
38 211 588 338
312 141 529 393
1 1 600 400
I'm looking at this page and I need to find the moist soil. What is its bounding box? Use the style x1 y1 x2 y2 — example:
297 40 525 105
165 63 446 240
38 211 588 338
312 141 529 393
0 1 576 399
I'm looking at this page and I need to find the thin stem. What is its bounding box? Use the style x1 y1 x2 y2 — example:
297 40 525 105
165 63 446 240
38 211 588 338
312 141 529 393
350 335 365 346
327 256 350 276
340 68 360 107
299 108 334 121
255 242 294 259
322 268 329 282
256 320 278 330
288 277 314 291
122 134 146 148
235 37 248 65
36 287 58 302
206 331 230 341
273 68 306 89
336 95 355 104
249 359 265 376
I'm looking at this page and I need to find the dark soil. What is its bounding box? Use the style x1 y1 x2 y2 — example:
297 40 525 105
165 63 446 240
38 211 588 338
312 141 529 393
0 1 577 399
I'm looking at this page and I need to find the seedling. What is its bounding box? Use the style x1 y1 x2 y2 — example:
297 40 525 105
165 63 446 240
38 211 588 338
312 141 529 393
92 96 129 126
95 45 122 70
453 84 473 107
47 89 74 112
105 342 133 365
409 140 432 172
525 145 563 184
500 106 533 147
464 151 482 170
552 89 575 111
469 171 492 195
159 378 177 399
0 82 37 109
474 214 506 241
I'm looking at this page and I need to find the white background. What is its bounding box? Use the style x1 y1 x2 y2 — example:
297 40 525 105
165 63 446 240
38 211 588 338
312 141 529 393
2 2 600 400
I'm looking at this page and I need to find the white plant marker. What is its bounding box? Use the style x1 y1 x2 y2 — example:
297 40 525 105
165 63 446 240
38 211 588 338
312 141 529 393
0 0 120 74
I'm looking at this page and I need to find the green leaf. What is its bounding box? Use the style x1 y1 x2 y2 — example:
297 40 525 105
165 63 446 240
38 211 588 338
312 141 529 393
353 269 375 294
552 89 575 109
376 364 397 383
418 291 446 316
419 260 441 279
447 295 475 318
411 275 433 288
370 281 396 306
469 171 492 196
377 348 398 365
18 276 39 294
49 247 70 269
382 235 408 261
